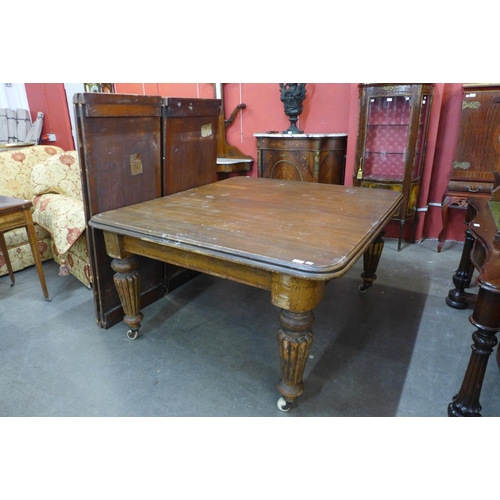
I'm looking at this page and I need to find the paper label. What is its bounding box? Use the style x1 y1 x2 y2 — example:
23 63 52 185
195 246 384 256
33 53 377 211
130 154 143 176
201 123 213 137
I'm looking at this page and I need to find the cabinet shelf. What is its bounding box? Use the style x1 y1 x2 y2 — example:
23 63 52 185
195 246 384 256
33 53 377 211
365 151 406 155
367 123 411 127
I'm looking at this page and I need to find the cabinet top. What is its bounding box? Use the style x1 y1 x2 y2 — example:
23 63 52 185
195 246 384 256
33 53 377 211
463 83 500 92
254 133 348 138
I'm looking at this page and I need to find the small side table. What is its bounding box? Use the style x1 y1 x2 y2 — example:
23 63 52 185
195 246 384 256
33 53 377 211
0 195 49 300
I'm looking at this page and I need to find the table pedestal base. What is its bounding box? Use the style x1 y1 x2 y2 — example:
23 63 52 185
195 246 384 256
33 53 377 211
448 287 500 417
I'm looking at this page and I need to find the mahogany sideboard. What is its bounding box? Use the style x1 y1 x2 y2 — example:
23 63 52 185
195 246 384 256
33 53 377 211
74 92 221 329
254 133 347 185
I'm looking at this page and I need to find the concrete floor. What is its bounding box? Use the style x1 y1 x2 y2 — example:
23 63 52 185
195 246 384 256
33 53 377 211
1 237 499 417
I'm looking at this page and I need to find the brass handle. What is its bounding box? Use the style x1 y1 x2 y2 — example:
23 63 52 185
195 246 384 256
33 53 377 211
465 185 480 193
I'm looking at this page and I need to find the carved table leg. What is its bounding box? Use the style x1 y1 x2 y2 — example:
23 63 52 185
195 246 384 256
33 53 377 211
111 255 143 340
446 203 476 309
271 275 324 411
445 226 475 309
276 309 314 411
448 286 500 417
359 229 385 292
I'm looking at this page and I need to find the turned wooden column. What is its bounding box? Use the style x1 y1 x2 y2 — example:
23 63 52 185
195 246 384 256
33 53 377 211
277 309 314 402
359 229 385 292
111 254 143 339
448 285 500 416
271 274 325 409
446 203 476 309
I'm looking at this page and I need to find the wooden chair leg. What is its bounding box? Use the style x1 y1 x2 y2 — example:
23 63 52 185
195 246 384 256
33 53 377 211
0 232 15 285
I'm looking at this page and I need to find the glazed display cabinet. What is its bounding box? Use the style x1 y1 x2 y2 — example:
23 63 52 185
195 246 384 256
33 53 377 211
353 83 434 250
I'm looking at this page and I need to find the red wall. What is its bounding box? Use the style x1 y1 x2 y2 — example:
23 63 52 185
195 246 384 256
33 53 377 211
114 83 352 166
25 83 74 152
25 82 469 246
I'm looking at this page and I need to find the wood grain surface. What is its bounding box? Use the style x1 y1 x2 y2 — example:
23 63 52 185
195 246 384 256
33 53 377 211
90 177 403 278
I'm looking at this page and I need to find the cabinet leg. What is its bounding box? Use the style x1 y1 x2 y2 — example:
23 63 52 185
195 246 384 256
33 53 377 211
448 287 500 416
359 229 385 292
276 309 314 408
396 220 405 251
111 255 143 338
410 212 419 244
437 196 451 253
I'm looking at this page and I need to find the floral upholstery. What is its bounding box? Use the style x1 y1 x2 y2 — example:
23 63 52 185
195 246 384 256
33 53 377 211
0 225 53 275
31 151 82 199
31 151 86 256
52 235 91 287
0 145 63 200
32 193 86 256
0 146 91 288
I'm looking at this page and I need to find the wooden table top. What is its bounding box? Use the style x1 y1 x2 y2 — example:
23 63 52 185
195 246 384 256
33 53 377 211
0 195 32 213
90 177 403 279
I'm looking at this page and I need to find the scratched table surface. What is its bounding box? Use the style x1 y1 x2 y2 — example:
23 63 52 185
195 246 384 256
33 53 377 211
90 177 403 280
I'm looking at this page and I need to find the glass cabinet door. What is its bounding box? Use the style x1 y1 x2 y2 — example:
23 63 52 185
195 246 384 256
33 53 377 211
363 94 413 181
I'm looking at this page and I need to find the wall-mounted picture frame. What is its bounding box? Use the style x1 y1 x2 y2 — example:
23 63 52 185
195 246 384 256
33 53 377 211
84 83 115 93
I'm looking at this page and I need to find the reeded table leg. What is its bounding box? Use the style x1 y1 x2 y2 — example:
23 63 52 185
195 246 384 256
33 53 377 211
271 275 325 411
359 229 385 292
111 254 143 340
448 286 500 417
276 309 314 411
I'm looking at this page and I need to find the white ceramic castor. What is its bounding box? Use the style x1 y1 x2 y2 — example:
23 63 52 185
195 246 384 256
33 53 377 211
127 329 139 340
277 397 293 412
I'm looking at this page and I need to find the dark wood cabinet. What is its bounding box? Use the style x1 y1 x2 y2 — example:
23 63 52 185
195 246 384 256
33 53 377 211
162 97 220 195
254 133 347 185
74 93 221 329
353 83 434 250
437 84 500 252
